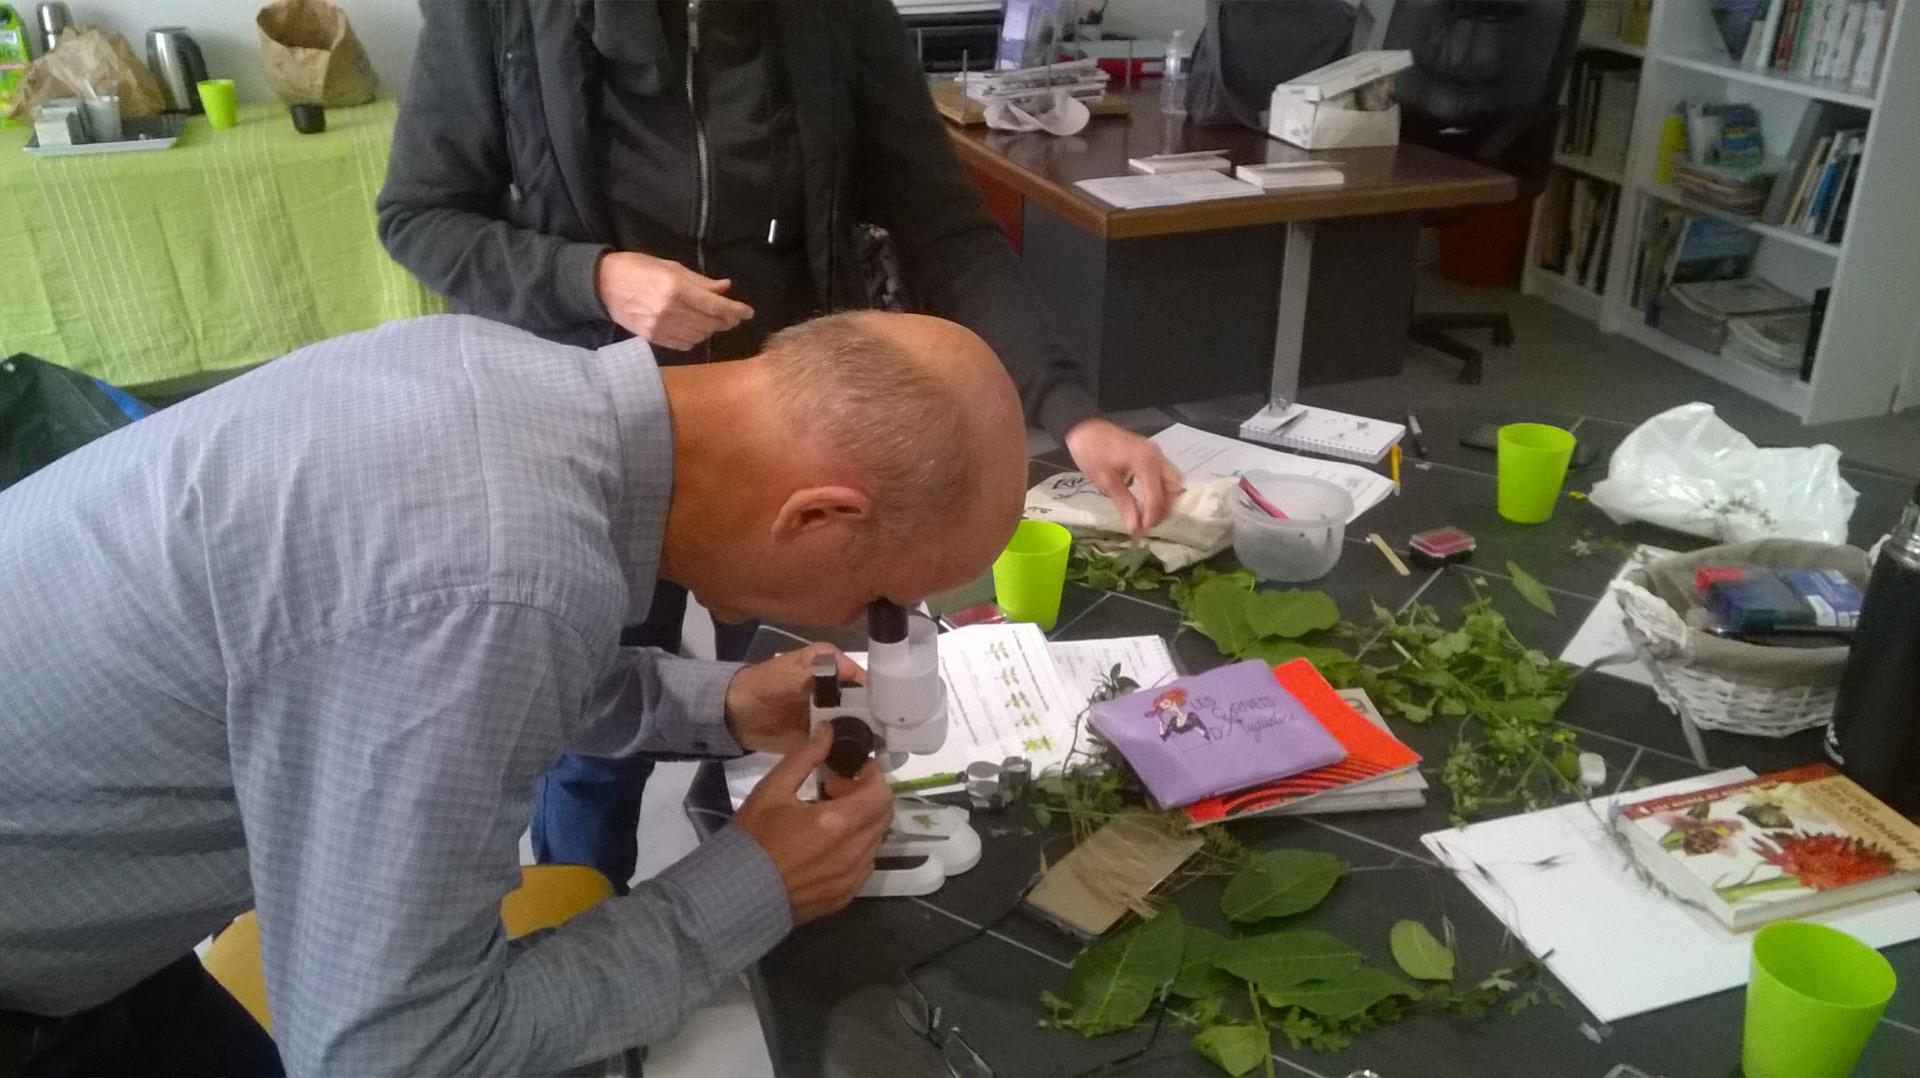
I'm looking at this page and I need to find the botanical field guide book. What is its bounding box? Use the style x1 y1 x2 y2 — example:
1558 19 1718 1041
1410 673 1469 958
1616 763 1920 930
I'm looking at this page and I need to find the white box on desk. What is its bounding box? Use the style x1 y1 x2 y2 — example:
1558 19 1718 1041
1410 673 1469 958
1268 95 1400 150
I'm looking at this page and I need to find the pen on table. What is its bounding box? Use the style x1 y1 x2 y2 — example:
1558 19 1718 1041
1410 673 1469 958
1389 443 1402 495
1405 411 1428 459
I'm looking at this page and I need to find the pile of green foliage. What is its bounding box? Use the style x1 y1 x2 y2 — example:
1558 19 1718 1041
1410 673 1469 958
1039 854 1559 1076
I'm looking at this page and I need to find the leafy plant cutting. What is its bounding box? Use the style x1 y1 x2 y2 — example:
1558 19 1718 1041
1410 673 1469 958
1027 559 1576 1073
1170 565 1584 822
1040 853 1562 1075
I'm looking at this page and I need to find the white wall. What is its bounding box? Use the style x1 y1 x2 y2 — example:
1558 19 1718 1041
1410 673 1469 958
42 0 423 105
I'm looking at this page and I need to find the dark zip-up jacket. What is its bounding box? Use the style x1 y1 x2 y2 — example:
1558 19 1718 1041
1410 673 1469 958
376 0 1099 438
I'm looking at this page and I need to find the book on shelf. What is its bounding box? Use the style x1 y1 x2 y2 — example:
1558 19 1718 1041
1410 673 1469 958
1180 662 1422 828
1536 173 1618 295
1643 214 1760 325
1714 0 1769 58
1742 0 1892 91
1615 763 1920 931
1562 50 1640 161
1727 310 1814 373
1801 285 1830 381
1672 160 1778 216
1763 101 1870 224
1667 277 1811 366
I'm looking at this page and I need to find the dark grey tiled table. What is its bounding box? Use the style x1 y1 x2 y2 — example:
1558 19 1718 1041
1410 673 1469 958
689 407 1919 1078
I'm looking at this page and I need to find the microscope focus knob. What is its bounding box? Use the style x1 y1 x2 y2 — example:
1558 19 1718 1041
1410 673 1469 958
823 715 877 778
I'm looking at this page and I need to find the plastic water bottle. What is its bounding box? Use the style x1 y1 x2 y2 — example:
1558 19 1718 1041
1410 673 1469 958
1160 29 1187 116
1828 484 1920 815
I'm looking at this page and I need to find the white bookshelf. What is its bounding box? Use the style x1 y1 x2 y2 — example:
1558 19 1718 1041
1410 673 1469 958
1523 0 1920 424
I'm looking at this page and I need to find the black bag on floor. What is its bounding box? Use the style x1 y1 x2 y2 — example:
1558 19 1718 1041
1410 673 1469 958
0 353 153 492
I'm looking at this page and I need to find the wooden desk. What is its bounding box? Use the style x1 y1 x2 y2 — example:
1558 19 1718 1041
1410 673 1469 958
944 86 1517 408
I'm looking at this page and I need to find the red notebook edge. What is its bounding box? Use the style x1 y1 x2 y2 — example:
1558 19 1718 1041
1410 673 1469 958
1182 659 1423 828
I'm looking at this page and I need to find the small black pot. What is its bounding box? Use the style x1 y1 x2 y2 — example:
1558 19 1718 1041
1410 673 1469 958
290 103 326 134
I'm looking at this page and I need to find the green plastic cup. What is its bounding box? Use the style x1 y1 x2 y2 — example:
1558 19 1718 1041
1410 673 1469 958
197 79 238 129
1496 422 1576 524
992 520 1071 630
1743 920 1897 1078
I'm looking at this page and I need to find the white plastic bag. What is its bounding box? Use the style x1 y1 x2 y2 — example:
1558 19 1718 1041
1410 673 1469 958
1588 403 1857 543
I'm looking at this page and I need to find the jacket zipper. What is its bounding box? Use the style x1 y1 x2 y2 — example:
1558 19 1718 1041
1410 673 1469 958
686 0 711 277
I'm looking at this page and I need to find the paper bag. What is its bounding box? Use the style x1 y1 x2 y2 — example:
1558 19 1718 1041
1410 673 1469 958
3 26 168 122
256 0 377 107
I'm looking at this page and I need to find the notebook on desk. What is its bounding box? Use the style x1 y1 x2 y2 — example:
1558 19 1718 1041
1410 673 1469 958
1239 402 1405 464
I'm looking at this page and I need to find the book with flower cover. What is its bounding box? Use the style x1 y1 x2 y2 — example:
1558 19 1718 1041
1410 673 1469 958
1179 661 1422 828
1089 659 1346 809
1616 763 1920 930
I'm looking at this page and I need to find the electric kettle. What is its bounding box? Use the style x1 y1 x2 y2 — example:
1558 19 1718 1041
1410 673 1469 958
146 27 207 113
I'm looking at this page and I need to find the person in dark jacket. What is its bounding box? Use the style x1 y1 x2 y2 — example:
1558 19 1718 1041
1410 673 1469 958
378 0 1182 893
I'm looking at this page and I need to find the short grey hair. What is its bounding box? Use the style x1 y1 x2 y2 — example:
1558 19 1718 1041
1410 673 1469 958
763 314 976 544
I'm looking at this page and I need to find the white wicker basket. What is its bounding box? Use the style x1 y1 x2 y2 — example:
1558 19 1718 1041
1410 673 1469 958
1614 580 1838 737
1610 540 1868 765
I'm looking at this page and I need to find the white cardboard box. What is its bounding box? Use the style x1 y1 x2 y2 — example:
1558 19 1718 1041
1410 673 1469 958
1268 96 1400 150
1272 49 1413 103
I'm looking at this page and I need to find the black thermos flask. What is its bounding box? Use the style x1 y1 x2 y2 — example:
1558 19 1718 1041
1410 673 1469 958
1828 484 1920 816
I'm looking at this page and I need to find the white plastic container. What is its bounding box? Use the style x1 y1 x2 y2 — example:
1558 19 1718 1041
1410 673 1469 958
1232 472 1353 582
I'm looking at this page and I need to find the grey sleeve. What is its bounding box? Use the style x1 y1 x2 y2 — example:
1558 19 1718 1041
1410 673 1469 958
844 1 1100 441
376 0 611 328
227 601 791 1075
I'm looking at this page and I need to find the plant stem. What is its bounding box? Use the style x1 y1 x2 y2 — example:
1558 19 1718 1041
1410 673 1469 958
1716 875 1805 905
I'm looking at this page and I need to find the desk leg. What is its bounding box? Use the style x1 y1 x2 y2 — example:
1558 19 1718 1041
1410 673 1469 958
1268 220 1315 407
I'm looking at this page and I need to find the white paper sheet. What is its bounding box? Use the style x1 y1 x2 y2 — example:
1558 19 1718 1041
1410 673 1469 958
1048 636 1180 702
1074 170 1263 209
725 623 1083 808
1421 770 1920 1023
1150 423 1395 521
1557 544 1676 687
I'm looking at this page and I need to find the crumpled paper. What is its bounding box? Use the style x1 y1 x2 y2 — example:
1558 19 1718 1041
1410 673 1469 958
983 89 1090 135
1024 472 1235 570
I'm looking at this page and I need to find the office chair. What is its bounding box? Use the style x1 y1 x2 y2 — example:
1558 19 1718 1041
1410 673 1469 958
1385 0 1586 383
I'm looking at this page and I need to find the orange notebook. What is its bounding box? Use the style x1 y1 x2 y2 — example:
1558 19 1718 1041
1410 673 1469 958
1181 659 1422 828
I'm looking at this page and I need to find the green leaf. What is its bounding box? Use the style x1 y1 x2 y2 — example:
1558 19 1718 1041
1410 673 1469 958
1039 989 1073 1017
1057 905 1185 1035
1220 851 1347 923
1173 926 1238 999
1506 562 1558 617
1188 577 1257 655
1215 930 1362 990
1258 967 1420 1020
1239 638 1354 671
1193 1022 1270 1077
1183 994 1225 1026
1243 589 1340 640
1388 921 1455 982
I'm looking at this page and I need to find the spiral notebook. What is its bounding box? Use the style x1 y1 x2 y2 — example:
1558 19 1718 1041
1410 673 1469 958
1238 402 1404 464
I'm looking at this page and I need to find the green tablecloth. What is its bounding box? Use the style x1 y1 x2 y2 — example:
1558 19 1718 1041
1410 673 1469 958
0 98 445 390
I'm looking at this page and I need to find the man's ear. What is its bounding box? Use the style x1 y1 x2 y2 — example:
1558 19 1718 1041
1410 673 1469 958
769 485 873 543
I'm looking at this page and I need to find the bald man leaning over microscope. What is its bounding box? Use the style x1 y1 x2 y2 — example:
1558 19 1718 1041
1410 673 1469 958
0 311 1030 1076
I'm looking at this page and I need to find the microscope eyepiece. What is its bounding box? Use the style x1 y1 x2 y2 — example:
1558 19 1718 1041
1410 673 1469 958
867 600 909 644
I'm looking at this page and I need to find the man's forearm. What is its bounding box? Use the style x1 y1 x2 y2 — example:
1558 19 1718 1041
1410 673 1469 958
572 650 746 760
